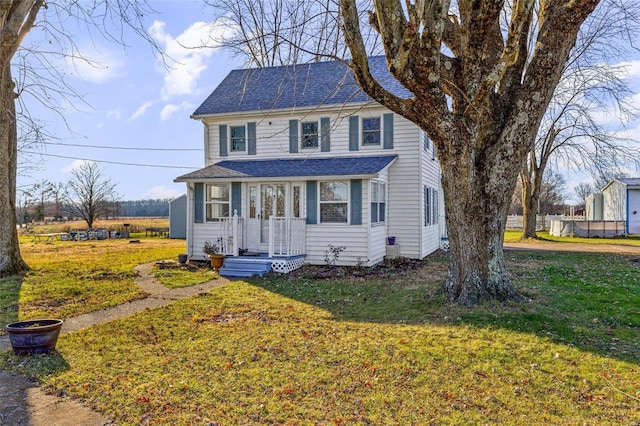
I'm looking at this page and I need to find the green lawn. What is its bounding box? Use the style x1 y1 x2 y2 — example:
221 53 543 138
1 249 638 424
0 238 186 330
504 229 640 246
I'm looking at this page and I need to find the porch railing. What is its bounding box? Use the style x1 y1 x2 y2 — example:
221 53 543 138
269 217 306 257
219 213 244 256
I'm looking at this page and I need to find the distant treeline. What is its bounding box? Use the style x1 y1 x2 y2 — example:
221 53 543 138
118 199 173 217
17 198 176 223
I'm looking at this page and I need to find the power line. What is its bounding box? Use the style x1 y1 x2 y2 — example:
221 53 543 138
42 141 201 151
21 151 199 170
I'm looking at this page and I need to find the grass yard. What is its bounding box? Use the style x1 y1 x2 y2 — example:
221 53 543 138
1 248 639 424
0 237 186 331
504 229 640 246
152 263 218 289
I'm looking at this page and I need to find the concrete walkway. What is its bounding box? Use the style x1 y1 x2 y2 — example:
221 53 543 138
0 262 229 426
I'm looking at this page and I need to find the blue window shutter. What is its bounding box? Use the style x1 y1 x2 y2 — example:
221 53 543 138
350 179 362 225
194 183 204 223
383 113 394 149
247 122 257 155
219 125 228 157
349 116 359 151
289 120 299 153
306 181 317 224
231 182 242 216
321 117 330 152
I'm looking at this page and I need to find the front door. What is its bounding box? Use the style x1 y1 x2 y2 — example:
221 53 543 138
260 184 286 248
245 183 301 252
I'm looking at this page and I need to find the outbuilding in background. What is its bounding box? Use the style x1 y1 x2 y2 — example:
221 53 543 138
169 194 187 239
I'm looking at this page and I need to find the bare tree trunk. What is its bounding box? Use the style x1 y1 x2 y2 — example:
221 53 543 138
0 64 28 276
520 168 539 238
439 137 525 305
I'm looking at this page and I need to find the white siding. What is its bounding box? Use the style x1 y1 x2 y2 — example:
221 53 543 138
385 118 424 259
419 131 443 257
204 106 403 165
306 225 371 266
187 104 444 265
603 181 626 221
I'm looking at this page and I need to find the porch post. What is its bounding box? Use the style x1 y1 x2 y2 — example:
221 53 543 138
232 210 239 256
268 216 274 257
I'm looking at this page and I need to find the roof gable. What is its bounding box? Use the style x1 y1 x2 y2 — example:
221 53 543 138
192 57 412 116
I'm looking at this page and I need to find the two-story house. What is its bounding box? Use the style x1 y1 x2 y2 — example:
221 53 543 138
175 56 445 276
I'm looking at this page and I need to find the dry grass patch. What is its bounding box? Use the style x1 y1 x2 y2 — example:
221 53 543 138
13 238 186 322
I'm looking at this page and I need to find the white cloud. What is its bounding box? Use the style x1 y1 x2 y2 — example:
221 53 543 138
149 19 232 99
64 45 124 84
146 185 181 199
129 101 154 121
160 101 196 121
62 159 92 174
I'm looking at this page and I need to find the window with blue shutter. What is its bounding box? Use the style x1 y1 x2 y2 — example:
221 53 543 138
247 122 257 155
383 113 394 149
321 117 331 152
231 183 242 216
349 116 359 151
194 183 204 223
306 181 317 224
289 120 299 153
219 125 228 157
350 180 362 225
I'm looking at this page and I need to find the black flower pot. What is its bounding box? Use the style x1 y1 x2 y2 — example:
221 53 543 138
5 319 64 355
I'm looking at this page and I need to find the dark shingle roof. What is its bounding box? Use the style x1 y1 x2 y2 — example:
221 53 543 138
174 155 397 182
192 57 412 116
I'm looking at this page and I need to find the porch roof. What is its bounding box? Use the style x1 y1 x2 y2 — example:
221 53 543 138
174 155 397 182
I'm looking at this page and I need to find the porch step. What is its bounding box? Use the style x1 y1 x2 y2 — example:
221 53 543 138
219 257 272 277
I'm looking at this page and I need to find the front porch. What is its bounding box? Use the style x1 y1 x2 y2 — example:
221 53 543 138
197 214 307 276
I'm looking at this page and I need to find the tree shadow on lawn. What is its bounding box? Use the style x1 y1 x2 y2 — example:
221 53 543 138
249 250 640 365
0 275 23 336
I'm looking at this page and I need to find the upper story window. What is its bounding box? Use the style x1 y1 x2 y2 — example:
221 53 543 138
362 117 381 145
230 126 246 152
371 181 386 223
206 184 230 221
320 181 348 223
301 121 319 148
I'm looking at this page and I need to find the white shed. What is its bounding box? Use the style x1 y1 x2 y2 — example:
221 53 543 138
602 178 640 234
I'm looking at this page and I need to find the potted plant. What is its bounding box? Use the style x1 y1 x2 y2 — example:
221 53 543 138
203 239 225 272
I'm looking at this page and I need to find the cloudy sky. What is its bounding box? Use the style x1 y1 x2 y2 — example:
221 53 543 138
15 1 640 202
17 0 235 200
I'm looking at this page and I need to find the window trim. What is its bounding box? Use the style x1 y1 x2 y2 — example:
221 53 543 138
229 125 247 152
300 121 319 149
319 180 349 224
205 183 231 222
361 116 382 146
371 181 386 225
424 185 432 226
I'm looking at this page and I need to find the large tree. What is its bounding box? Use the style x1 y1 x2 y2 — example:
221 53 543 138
0 1 154 277
339 0 601 305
